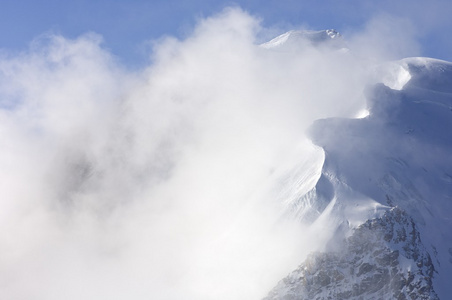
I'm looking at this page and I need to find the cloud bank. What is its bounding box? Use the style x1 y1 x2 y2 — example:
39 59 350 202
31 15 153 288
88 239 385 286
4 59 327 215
0 7 422 300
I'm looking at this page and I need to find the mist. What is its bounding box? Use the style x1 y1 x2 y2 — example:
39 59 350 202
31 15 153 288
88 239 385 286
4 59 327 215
0 7 421 300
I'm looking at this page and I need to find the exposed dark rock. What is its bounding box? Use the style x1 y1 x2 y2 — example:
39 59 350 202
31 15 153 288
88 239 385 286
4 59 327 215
263 208 438 300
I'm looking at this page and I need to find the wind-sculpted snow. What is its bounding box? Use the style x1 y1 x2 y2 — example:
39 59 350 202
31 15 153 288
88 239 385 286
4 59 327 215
270 57 452 299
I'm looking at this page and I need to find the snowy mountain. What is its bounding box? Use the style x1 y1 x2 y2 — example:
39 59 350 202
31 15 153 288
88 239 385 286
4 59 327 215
263 32 452 299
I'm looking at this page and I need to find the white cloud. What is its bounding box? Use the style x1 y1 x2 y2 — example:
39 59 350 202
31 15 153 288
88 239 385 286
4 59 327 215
346 14 421 61
0 7 423 300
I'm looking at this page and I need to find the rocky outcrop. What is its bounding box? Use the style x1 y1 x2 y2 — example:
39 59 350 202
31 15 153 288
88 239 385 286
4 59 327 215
264 208 438 300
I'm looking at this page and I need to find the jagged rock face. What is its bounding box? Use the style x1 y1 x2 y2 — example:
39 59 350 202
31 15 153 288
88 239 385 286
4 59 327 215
263 208 438 300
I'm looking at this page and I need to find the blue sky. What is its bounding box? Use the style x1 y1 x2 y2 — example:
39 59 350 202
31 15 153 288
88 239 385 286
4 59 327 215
1 0 451 66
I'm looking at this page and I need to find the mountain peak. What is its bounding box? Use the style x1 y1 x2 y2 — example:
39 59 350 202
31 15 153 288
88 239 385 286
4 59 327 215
261 29 346 50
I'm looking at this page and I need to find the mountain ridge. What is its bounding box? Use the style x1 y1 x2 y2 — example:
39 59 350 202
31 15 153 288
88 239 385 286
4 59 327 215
263 31 452 299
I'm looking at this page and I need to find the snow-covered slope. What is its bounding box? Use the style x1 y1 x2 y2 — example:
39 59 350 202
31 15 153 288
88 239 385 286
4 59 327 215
263 32 452 299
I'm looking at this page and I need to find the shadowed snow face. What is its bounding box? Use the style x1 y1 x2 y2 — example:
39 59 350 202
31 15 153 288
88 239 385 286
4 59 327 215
0 7 421 300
